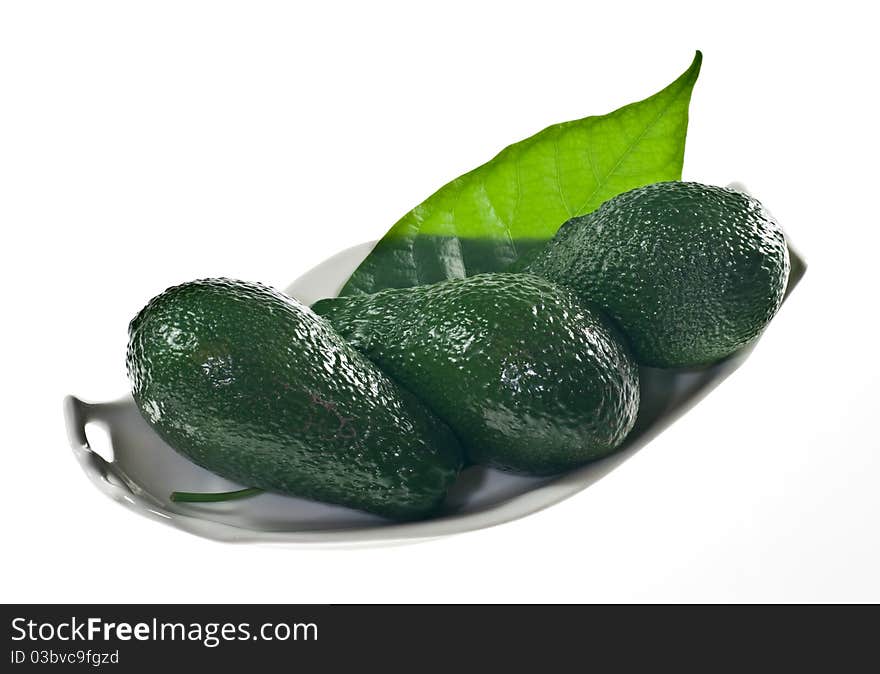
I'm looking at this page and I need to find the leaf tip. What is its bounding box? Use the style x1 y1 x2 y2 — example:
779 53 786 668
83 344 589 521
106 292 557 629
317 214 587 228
689 50 703 78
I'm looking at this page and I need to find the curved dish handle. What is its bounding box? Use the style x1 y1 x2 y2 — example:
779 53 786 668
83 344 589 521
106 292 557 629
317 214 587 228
63 395 133 497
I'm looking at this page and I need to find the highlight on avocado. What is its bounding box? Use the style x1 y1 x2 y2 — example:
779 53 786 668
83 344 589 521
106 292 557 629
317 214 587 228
122 51 798 520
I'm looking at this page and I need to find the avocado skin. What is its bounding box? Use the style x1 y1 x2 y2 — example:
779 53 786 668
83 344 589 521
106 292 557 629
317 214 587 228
126 278 463 520
523 182 791 367
314 273 639 475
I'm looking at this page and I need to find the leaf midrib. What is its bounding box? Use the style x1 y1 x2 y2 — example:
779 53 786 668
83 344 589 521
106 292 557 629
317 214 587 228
572 84 687 216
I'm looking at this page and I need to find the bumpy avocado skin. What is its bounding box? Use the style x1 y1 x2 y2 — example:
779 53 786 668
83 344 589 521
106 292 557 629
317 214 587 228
524 182 791 368
126 278 463 520
313 273 639 475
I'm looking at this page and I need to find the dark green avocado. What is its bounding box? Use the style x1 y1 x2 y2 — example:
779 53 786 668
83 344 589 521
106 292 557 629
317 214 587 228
313 273 639 475
523 181 791 367
126 278 463 520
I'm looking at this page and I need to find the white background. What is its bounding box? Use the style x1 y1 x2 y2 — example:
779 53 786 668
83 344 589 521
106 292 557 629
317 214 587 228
1 1 878 603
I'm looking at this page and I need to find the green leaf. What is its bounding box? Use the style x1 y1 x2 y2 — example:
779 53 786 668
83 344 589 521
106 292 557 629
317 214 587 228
338 51 702 296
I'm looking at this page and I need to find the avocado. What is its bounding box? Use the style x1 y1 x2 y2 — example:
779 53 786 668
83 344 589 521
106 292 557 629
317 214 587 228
126 278 463 520
523 182 791 367
313 273 639 475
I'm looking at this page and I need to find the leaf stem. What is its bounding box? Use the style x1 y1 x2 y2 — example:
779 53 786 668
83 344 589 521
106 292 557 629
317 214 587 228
170 487 264 503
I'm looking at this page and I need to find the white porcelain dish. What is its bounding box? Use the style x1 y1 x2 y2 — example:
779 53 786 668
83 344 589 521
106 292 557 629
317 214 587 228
64 185 806 545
